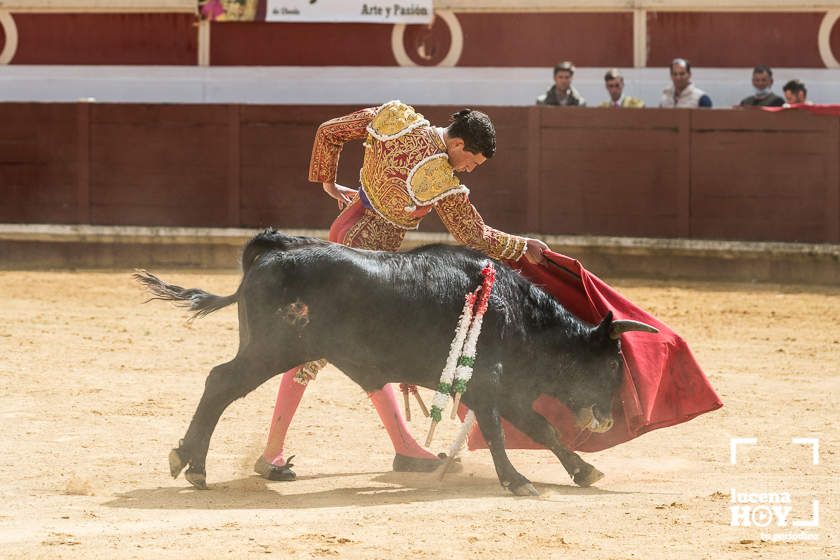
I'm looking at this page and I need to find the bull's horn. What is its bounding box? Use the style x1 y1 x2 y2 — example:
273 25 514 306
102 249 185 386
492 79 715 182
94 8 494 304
609 320 659 339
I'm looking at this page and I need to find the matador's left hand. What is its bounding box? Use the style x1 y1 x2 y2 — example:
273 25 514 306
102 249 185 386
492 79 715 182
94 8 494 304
323 182 358 209
524 238 549 265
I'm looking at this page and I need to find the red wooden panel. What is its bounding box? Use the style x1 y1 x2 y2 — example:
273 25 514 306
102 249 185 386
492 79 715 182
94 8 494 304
691 218 825 243
239 176 334 229
542 129 679 154
239 104 363 124
692 109 833 132
1 102 836 242
210 13 630 67
0 103 79 223
457 13 632 67
211 22 395 66
228 105 241 225
538 114 682 237
93 104 229 126
88 105 230 226
77 103 90 223
540 107 680 130
831 119 840 242
91 204 229 227
647 12 825 68
10 14 196 65
689 114 835 242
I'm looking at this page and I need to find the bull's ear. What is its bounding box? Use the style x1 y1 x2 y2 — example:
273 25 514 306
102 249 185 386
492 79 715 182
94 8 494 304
592 310 614 342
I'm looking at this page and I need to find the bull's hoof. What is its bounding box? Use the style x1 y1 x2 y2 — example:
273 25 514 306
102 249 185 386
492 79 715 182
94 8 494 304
169 448 187 479
254 456 297 482
184 468 207 490
573 464 604 487
511 482 540 496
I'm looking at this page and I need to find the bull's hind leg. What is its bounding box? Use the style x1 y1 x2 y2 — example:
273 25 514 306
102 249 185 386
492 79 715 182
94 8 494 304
170 348 293 489
498 404 604 488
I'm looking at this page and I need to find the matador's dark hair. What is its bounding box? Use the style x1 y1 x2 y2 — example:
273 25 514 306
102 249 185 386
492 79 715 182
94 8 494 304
446 109 496 159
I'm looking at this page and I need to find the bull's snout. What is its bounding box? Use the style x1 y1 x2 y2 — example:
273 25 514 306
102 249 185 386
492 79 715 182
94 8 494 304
575 406 614 433
588 414 614 433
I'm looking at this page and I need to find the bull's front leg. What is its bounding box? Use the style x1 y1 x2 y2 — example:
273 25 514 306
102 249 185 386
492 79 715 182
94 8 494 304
471 363 538 496
473 406 538 496
499 404 604 488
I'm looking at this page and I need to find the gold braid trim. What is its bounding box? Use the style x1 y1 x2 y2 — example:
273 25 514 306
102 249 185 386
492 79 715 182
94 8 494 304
366 100 430 141
406 154 469 209
435 193 528 261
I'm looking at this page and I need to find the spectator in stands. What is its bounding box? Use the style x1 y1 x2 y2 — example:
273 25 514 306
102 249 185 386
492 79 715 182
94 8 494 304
536 61 586 106
659 58 712 108
739 65 785 107
598 68 645 108
782 79 812 106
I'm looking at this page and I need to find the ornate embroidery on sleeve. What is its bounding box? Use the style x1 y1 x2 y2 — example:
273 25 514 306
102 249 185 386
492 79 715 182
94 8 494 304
406 154 469 209
308 108 376 183
435 193 528 261
366 101 430 141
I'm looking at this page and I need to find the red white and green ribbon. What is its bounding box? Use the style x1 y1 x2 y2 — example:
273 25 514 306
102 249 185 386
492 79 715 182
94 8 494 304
425 262 496 446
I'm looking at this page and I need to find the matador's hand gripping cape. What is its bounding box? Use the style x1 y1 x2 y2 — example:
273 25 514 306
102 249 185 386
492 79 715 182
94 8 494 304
464 251 723 452
309 101 528 261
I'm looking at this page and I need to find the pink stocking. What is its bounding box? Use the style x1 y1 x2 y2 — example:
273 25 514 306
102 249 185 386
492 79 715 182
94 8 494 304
261 367 308 466
369 384 437 459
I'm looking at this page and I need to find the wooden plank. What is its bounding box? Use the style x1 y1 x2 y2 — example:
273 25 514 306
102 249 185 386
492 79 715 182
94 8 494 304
828 117 840 243
76 103 91 224
228 105 241 227
692 108 832 132
93 104 229 126
692 131 822 154
541 128 678 153
91 170 227 206
91 204 229 227
10 13 196 65
240 104 361 125
691 152 827 179
677 110 690 237
690 218 824 243
0 139 39 163
540 107 680 130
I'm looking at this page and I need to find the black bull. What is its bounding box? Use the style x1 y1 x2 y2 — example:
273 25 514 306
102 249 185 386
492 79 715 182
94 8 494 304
136 230 657 496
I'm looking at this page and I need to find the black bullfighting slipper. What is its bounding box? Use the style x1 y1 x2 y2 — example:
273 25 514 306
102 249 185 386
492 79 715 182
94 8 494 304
253 455 297 481
393 452 462 473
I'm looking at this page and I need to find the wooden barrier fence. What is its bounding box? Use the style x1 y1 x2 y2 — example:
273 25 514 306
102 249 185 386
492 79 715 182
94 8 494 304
1 103 838 243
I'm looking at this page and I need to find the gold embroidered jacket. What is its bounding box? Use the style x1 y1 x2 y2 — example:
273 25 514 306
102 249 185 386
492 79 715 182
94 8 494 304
308 101 528 261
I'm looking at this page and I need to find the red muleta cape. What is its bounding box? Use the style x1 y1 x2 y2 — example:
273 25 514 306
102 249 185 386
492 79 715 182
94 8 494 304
464 251 723 452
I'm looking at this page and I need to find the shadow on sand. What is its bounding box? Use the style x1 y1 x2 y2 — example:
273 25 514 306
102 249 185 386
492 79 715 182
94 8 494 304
103 468 635 511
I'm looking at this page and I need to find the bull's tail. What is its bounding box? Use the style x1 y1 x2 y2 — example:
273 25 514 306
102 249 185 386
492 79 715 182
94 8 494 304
133 270 237 319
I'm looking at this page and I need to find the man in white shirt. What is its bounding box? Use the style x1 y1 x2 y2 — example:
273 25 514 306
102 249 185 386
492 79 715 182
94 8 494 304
659 58 712 108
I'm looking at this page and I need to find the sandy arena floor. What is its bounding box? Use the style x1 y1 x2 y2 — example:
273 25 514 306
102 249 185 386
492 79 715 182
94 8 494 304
0 269 837 559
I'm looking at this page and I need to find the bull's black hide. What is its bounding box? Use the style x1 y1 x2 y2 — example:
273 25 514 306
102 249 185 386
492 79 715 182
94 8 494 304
136 230 656 496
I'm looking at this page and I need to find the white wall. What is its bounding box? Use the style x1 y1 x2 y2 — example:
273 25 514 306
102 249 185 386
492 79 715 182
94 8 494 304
0 65 838 107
